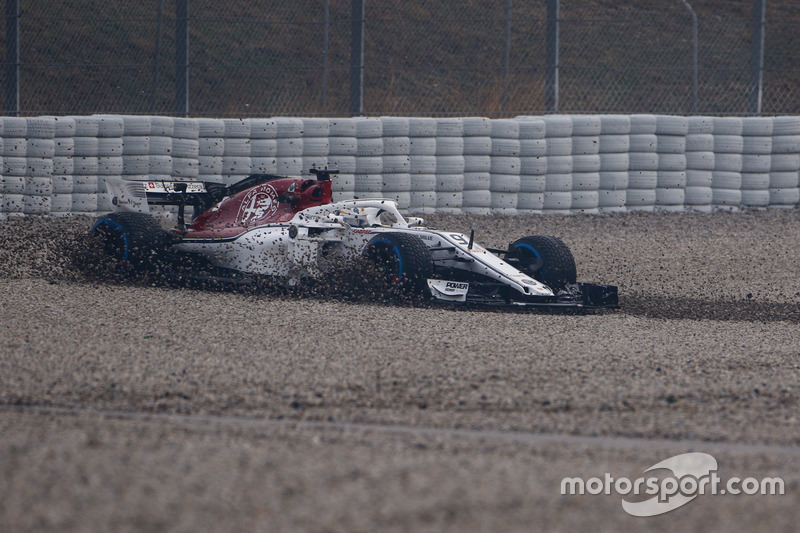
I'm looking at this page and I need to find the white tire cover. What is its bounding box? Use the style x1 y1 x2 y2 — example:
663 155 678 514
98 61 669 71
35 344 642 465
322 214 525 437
545 137 572 156
656 135 686 154
490 173 521 193
277 138 303 157
628 114 657 134
199 137 224 156
545 173 572 192
543 191 572 210
598 134 630 153
464 155 491 172
520 156 546 175
410 156 436 174
149 155 173 174
741 189 770 206
628 134 657 152
571 115 602 136
629 152 658 171
714 153 743 172
572 136 600 155
383 136 411 155
712 117 743 136
249 119 278 139
685 133 714 152
572 155 601 173
409 173 436 191
599 115 631 135
519 174 546 193
463 172 490 190
769 187 800 206
598 189 627 207
302 138 329 157
123 136 150 156
711 171 742 189
769 171 799 188
740 172 770 190
628 170 658 189
462 117 492 136
354 117 382 138
382 155 411 173
599 171 628 190
741 154 771 173
409 137 436 155
657 170 687 188
684 186 713 204
408 118 437 137
251 139 278 157
489 157 519 175
688 116 714 134
329 118 357 137
462 189 492 206
686 169 714 187
435 175 464 193
655 115 689 136
251 157 278 174
516 117 546 139
382 173 412 192
542 116 572 137
516 192 544 210
686 151 715 170
196 118 224 137
328 137 358 156
328 155 357 173
572 172 600 191
712 188 742 206
463 136 492 156
599 153 629 172
491 119 520 139
626 189 656 206
656 187 687 207
379 117 410 137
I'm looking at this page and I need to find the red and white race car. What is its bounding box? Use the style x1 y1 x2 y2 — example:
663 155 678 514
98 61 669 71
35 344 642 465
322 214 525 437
92 169 618 309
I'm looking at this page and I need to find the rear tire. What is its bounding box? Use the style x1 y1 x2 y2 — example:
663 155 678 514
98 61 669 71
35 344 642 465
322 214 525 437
508 235 577 291
91 212 174 270
362 232 433 296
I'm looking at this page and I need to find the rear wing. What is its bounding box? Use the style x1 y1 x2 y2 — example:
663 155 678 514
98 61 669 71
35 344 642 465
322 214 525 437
104 178 225 214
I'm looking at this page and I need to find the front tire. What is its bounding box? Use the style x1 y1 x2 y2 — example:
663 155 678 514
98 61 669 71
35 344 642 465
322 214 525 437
361 232 433 296
508 235 577 291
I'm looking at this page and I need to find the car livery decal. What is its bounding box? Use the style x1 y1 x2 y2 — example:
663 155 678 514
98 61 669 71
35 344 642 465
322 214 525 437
236 184 280 226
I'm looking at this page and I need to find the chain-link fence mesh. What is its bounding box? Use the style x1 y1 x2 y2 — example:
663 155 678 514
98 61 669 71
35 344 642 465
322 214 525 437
2 0 799 116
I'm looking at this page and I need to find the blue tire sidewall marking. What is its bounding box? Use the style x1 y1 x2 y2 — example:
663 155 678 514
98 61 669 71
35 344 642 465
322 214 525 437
93 218 130 262
513 243 544 279
370 237 405 277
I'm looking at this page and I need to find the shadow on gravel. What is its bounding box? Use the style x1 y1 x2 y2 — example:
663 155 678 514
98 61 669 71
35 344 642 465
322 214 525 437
622 293 800 324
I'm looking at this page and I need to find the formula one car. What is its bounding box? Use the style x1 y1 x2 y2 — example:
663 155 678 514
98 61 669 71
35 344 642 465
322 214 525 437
92 169 618 309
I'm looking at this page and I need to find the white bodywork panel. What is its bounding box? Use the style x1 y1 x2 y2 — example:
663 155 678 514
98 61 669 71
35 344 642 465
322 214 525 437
175 198 554 297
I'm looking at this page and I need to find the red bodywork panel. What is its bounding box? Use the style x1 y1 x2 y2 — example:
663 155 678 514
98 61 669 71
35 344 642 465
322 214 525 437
185 177 332 240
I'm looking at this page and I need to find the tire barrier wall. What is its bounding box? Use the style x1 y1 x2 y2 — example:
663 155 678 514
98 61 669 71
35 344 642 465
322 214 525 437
1 114 798 220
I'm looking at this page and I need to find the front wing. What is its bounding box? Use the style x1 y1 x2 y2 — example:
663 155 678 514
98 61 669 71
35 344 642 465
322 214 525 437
428 279 619 309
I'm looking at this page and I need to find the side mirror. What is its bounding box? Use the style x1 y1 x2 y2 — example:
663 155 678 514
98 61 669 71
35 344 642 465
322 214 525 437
406 216 424 227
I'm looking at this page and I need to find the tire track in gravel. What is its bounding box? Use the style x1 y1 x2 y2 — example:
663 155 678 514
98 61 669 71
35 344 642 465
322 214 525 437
621 294 800 323
6 404 800 458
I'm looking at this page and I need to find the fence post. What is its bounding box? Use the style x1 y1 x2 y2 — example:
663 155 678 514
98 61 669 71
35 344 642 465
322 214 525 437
501 0 512 112
350 0 365 116
321 0 330 107
175 0 189 116
681 1 698 114
545 0 559 113
5 0 19 116
749 0 766 115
